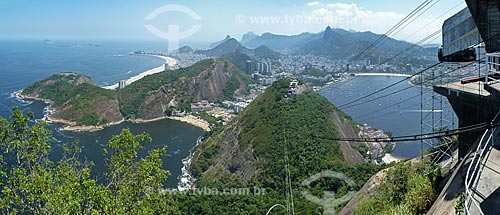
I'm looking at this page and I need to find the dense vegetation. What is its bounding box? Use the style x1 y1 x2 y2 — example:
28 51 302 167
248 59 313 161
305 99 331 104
253 45 282 59
303 68 329 78
354 161 441 214
23 74 115 108
0 108 179 214
22 59 252 125
189 80 382 214
222 61 254 100
6 78 442 214
221 49 253 72
22 73 119 126
119 59 215 118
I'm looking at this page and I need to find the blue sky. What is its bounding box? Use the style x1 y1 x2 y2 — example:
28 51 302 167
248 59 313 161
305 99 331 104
0 0 466 44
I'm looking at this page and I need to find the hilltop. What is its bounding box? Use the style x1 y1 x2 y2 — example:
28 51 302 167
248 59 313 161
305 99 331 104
241 31 322 50
181 80 380 214
21 73 123 128
198 37 281 59
21 59 253 130
119 58 253 119
209 35 233 48
197 38 251 57
239 27 432 63
298 26 414 58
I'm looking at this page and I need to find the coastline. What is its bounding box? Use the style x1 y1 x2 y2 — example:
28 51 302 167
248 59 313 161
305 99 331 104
15 93 211 132
16 93 211 132
167 115 211 132
102 55 177 90
50 117 125 132
178 135 204 191
16 54 211 133
130 115 211 132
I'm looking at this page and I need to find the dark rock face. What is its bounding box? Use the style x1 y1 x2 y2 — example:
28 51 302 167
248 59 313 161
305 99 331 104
22 60 252 125
137 59 248 120
21 73 123 126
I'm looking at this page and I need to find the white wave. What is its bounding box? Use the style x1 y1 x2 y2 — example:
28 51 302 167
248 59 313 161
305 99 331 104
42 105 54 121
177 136 204 191
10 90 33 106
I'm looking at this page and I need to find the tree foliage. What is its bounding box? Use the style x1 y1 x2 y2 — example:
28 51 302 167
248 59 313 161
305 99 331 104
189 80 382 214
353 161 440 215
0 107 179 214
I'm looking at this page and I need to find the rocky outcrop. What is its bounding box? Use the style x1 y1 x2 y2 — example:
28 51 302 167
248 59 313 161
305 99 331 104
133 59 251 120
22 72 93 98
22 59 253 128
199 121 259 182
21 73 123 129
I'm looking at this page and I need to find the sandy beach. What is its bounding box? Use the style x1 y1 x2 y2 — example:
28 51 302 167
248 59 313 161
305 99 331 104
17 54 213 132
103 55 177 90
168 115 211 132
131 115 211 132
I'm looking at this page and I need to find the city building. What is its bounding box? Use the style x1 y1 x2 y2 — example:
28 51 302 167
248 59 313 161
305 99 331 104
233 102 248 113
245 60 253 75
406 64 412 73
118 80 127 90
190 100 214 112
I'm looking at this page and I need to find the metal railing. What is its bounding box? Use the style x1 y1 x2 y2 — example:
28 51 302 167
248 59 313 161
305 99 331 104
464 110 500 214
486 53 500 85
464 128 493 215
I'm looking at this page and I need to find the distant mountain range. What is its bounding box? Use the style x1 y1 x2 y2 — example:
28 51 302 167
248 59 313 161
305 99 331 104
189 26 436 64
238 26 434 61
298 26 415 58
240 32 259 45
209 35 232 49
241 31 322 50
174 46 194 54
198 38 250 57
197 37 282 59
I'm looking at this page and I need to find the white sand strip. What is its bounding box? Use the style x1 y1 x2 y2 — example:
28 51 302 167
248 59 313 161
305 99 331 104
103 55 177 90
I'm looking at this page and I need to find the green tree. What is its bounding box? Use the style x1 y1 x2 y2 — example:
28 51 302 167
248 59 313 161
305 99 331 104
0 107 179 214
104 128 179 214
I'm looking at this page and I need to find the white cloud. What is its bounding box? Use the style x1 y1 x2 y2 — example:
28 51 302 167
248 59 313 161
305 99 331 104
307 1 321 7
312 8 333 17
326 3 352 10
307 2 444 43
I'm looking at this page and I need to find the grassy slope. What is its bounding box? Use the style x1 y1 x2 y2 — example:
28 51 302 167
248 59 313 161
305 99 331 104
22 74 118 126
221 50 253 72
222 61 254 100
118 59 215 118
187 80 381 214
353 161 440 215
23 59 253 125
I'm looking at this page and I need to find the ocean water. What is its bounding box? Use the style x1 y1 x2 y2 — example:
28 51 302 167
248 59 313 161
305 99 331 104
320 76 458 159
0 39 203 188
0 39 456 186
